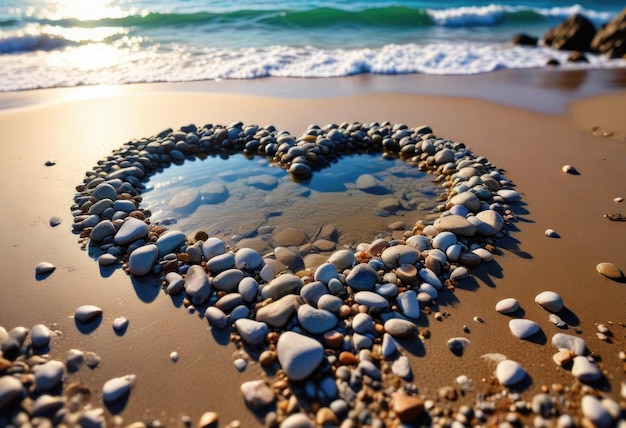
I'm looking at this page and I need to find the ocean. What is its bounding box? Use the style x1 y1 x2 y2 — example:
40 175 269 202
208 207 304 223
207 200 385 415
1 0 625 91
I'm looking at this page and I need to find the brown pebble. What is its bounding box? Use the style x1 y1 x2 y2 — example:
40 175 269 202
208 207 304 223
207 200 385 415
552 350 574 367
198 412 218 428
438 385 458 401
338 351 358 365
596 262 624 280
323 330 344 349
259 350 277 367
194 230 209 242
177 253 190 263
315 407 339 426
392 392 425 422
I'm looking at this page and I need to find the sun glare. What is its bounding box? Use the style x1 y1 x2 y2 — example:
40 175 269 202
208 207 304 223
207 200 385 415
43 0 130 21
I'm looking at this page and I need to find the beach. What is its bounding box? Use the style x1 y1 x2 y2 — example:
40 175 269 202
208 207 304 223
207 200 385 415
0 69 625 426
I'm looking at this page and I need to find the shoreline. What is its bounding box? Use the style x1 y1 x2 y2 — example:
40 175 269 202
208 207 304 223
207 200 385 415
0 70 625 426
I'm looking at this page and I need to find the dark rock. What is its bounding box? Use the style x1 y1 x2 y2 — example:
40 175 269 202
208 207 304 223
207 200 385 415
511 33 538 46
567 51 589 63
546 58 561 66
591 8 626 58
543 14 596 52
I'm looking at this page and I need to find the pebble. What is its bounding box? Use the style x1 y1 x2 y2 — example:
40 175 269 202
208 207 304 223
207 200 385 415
495 359 526 387
212 269 244 292
392 392 425 423
561 165 578 174
380 245 420 268
35 262 56 275
31 324 51 347
354 291 389 309
447 337 470 356
45 159 56 166
233 358 247 371
475 209 504 236
352 313 375 335
276 331 324 381
240 380 275 410
234 319 268 346
433 215 477 237
571 356 602 382
509 319 541 339
548 314 567 329
495 298 519 314
204 307 228 329
614 197 623 203
384 318 417 338
103 374 135 402
281 413 315 428
396 290 421 319
255 294 302 328
184 265 212 305
234 248 264 271
544 228 560 238
128 244 159 276
170 351 179 362
198 412 219 428
552 333 587 355
261 274 304 300
202 237 227 260
0 375 24 411
155 230 186 257
450 192 481 211
581 395 612 427
66 349 84 372
114 217 149 245
345 263 379 291
34 360 65 391
596 262 624 280
74 305 103 323
496 189 522 202
534 291 563 313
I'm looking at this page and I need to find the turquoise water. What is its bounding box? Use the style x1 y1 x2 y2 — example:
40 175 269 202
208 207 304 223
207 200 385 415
1 0 625 90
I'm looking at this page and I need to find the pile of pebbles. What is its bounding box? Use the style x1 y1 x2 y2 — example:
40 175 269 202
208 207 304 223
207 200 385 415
2 122 624 427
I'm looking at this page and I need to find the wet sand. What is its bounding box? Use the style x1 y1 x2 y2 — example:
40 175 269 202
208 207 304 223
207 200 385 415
0 69 625 426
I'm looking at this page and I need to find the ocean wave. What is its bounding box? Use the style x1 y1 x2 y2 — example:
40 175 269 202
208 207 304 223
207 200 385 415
1 42 624 91
18 4 618 31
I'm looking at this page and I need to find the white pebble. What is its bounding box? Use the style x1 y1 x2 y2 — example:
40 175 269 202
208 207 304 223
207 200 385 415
170 351 179 362
495 298 519 314
562 165 578 174
35 262 56 275
544 229 559 238
496 359 526 386
102 375 135 402
534 291 563 313
74 305 103 323
614 197 623 203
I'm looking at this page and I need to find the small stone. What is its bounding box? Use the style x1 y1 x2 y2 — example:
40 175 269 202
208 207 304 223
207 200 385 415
345 263 379 291
552 333 587 356
581 395 612 427
234 358 247 371
198 411 219 428
552 349 575 367
103 374 135 402
276 331 324 381
392 392 424 422
562 165 578 174
384 318 417 338
255 294 302 328
170 352 179 362
596 262 624 280
614 197 623 203
544 229 560 238
34 360 66 391
495 298 519 314
240 380 275 410
35 262 56 275
0 375 24 411
66 349 84 372
74 305 103 323
447 337 471 356
496 359 526 387
281 413 315 428
49 216 62 227
354 291 389 309
548 314 568 329
45 159 56 166
433 215 477 237
535 291 564 313
571 356 602 382
113 317 129 333
234 319 269 346
204 306 228 329
31 324 51 347
128 244 159 276
509 319 541 339
261 274 304 300
184 265 211 305
114 217 149 245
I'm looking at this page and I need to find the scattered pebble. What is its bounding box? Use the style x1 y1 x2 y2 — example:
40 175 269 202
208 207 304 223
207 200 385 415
35 262 56 275
49 216 62 227
495 359 527 387
535 291 564 313
509 319 541 339
74 305 103 323
544 228 559 238
102 374 135 403
561 164 578 174
596 262 624 280
45 159 56 166
170 351 179 362
495 298 519 314
112 317 129 333
614 197 623 203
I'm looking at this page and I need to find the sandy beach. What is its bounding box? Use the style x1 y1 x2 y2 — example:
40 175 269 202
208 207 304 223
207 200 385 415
0 69 625 426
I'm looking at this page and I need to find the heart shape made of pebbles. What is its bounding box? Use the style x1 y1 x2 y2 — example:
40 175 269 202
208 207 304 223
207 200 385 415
71 121 522 425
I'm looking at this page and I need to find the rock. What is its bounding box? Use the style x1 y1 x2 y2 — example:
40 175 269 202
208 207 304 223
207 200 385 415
240 380 275 410
535 291 564 313
113 317 129 333
91 183 117 201
234 319 268 346
0 375 24 411
297 305 337 334
571 356 602 382
49 216 62 227
114 217 149 245
581 395 613 428
35 262 56 275
201 182 229 204
496 359 526 387
548 314 568 329
552 333 587 355
568 51 589 63
31 324 51 347
382 333 398 358
356 174 387 194
384 318 417 338
345 263 379 291
392 392 425 423
256 294 303 328
202 237 226 260
397 290 421 319
274 246 305 272
328 249 356 270
103 375 135 402
276 331 324 381
156 230 186 257
314 262 340 285
238 277 259 303
543 13 597 52
289 163 312 179
204 307 228 329
512 33 539 46
495 298 519 314
317 294 342 313
432 231 456 251
591 8 626 58
545 228 560 238
34 360 65 391
234 248 263 271
509 319 541 339
378 198 402 212
261 274 304 300
449 266 470 282
98 253 118 266
90 220 116 241
273 227 307 247
447 337 471 356
184 265 211 305
496 189 521 202
352 313 375 335
205 252 234 273
169 188 201 213
596 262 624 280
475 210 504 236
354 291 389 309
74 305 103 323
434 215 477 237
381 245 420 268
128 244 159 276
282 413 315 428
300 281 329 306
450 192 481 211
198 411 219 428
418 267 443 289
212 269 244 292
